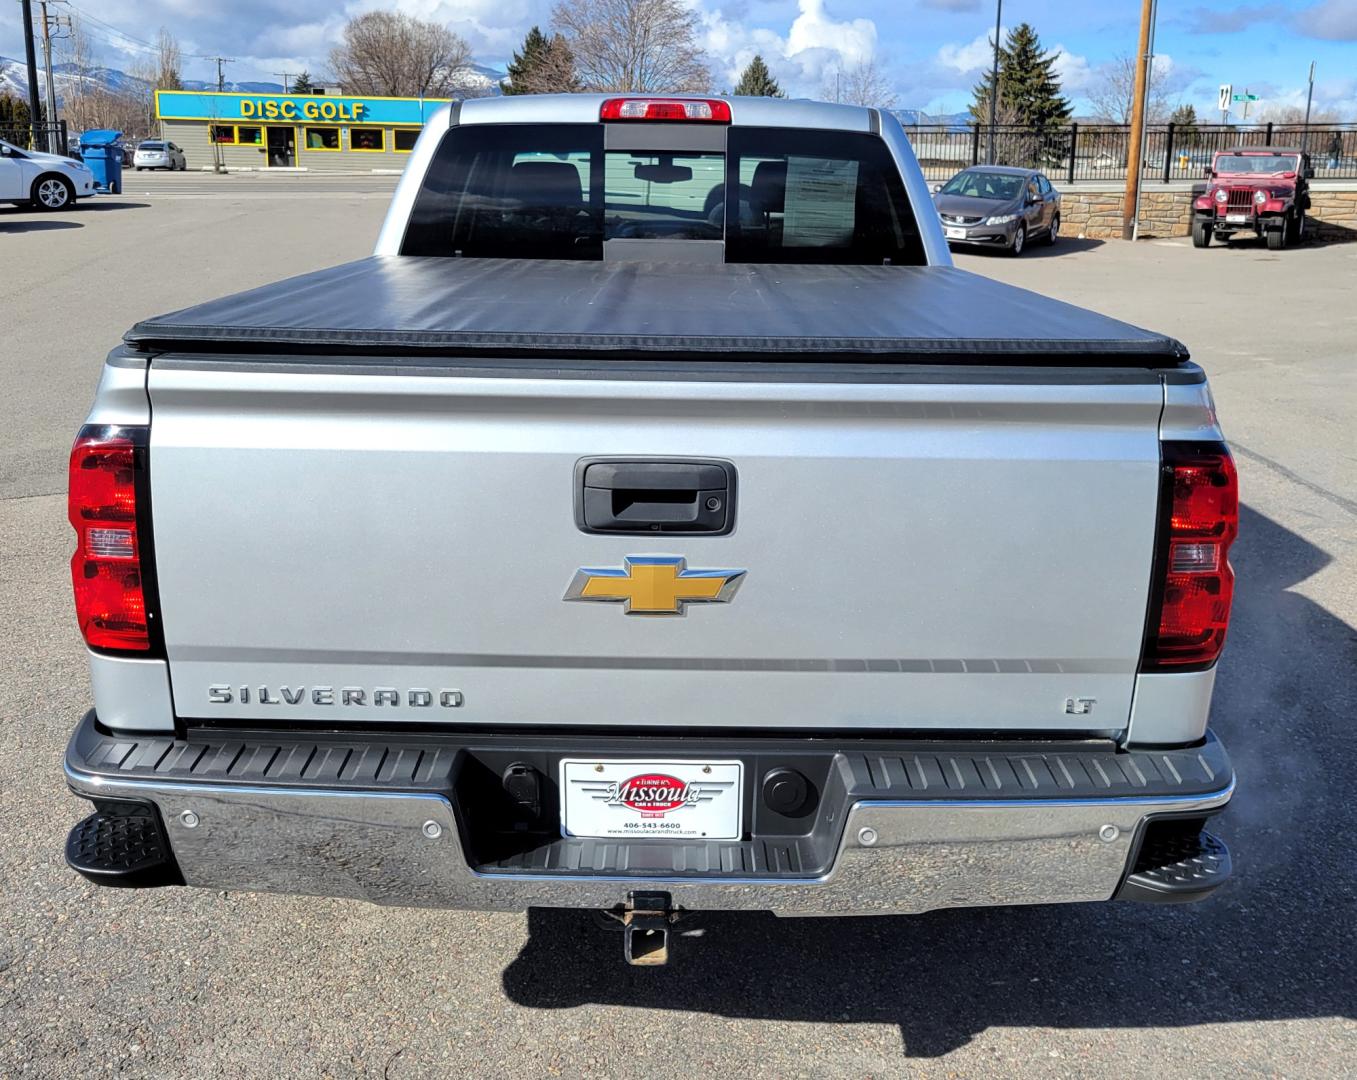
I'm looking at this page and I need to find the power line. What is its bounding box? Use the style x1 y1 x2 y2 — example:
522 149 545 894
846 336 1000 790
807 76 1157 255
63 3 160 54
273 70 299 93
64 4 236 64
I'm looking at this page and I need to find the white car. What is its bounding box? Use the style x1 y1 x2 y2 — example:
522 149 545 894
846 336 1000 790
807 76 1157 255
133 140 186 171
0 138 96 210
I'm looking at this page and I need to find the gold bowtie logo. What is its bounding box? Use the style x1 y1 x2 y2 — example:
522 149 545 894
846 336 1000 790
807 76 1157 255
564 556 746 616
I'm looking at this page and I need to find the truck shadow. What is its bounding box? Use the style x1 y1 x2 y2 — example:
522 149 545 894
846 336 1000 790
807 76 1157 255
502 503 1355 1056
0 218 83 232
957 236 1105 259
0 201 149 229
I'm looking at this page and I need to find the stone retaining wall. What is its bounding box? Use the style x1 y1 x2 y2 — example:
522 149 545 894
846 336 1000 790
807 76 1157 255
1058 187 1357 242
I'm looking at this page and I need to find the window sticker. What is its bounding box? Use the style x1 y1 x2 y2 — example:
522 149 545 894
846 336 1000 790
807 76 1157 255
782 156 859 247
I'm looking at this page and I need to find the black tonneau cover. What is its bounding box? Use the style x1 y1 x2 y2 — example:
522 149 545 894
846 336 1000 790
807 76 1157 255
126 257 1188 364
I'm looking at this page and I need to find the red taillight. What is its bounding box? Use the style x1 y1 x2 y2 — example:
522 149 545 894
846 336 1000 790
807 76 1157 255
600 98 732 123
69 427 152 651
1141 442 1238 671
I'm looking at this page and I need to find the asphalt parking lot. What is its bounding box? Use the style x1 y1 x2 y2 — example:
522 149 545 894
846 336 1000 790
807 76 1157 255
2 173 1354 1078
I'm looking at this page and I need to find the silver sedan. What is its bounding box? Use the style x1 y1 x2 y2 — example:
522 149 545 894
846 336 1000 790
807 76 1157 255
133 140 187 171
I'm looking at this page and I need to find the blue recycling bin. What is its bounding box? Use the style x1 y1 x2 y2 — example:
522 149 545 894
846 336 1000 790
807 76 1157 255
78 129 124 194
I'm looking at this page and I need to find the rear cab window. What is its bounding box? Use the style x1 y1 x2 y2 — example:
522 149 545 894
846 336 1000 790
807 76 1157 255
402 122 925 265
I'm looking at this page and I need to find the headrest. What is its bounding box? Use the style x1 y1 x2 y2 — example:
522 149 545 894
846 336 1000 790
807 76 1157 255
507 161 582 208
750 160 788 214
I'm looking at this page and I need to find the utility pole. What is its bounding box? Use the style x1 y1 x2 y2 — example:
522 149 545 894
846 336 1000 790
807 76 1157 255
20 0 45 149
273 71 298 93
987 0 1002 164
1122 0 1155 240
208 56 235 93
1301 61 1315 152
38 1 68 152
1130 0 1159 240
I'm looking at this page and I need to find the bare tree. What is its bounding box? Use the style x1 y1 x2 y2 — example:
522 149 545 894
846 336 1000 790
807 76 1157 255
126 54 159 137
1087 54 1170 124
551 0 710 93
1257 103 1340 126
156 28 183 91
59 15 102 134
56 15 160 139
329 11 484 97
823 60 897 109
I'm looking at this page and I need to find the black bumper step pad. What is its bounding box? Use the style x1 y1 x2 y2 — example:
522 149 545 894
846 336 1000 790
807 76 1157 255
65 806 183 889
1118 829 1231 903
67 710 1231 802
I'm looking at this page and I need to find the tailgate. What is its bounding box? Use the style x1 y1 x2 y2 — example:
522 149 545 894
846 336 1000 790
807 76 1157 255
147 360 1164 734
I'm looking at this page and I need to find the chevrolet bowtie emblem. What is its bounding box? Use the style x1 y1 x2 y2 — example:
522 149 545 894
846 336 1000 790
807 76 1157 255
564 556 746 616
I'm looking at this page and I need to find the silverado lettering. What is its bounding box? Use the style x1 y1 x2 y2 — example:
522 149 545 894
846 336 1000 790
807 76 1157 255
206 685 463 707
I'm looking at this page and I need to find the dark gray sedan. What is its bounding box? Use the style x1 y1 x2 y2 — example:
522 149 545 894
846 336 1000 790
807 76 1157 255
932 166 1061 256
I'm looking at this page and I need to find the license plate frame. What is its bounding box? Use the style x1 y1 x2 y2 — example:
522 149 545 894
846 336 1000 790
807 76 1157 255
559 758 744 841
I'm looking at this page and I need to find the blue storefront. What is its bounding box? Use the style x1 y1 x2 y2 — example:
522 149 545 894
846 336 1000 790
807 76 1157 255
154 90 451 170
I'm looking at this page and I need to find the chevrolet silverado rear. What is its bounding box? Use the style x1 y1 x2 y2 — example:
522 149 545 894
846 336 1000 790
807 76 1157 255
63 95 1236 964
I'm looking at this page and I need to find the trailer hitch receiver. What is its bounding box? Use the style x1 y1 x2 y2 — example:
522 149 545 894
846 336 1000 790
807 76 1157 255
621 891 676 966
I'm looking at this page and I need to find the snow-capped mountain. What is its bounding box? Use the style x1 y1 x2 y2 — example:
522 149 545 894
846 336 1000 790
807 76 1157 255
0 56 148 101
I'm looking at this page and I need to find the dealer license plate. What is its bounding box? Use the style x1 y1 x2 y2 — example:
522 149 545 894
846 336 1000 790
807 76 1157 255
944 226 967 239
559 759 744 840
1226 213 1248 223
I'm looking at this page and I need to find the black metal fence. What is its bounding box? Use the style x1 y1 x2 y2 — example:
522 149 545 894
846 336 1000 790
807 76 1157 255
0 121 70 156
901 122 1357 184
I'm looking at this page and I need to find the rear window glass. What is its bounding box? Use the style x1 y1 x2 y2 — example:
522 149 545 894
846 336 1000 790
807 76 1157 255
939 171 1024 200
402 123 923 264
139 142 164 150
1214 154 1299 174
725 128 921 264
605 151 724 240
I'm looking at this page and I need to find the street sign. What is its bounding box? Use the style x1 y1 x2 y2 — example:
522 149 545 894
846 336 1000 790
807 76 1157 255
1219 84 1232 112
1232 93 1259 102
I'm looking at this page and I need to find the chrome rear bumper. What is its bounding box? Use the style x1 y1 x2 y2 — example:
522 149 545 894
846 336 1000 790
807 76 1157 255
64 719 1233 915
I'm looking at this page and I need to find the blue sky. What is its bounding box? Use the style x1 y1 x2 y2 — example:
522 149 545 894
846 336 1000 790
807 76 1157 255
3 0 1355 117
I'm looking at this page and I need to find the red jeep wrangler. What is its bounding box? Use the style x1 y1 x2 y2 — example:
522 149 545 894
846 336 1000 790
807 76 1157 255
1193 146 1313 250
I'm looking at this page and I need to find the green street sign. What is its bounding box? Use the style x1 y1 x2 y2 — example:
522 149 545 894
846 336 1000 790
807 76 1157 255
1232 93 1259 102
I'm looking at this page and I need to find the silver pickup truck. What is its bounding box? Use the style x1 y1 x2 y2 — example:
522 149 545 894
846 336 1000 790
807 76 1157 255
64 94 1237 965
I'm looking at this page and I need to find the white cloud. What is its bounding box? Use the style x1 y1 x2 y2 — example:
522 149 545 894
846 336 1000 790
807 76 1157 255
700 0 883 94
937 30 1091 95
936 29 1001 74
786 0 876 66
1051 44 1093 93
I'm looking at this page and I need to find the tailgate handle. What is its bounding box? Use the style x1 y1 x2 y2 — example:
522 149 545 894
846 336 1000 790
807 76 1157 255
576 459 736 535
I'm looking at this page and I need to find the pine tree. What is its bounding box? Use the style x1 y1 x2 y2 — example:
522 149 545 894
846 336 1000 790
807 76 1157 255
970 23 1070 129
502 27 580 95
502 27 580 94
0 92 33 134
1169 103 1200 146
291 71 315 94
503 27 550 95
969 23 1070 165
734 55 783 97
